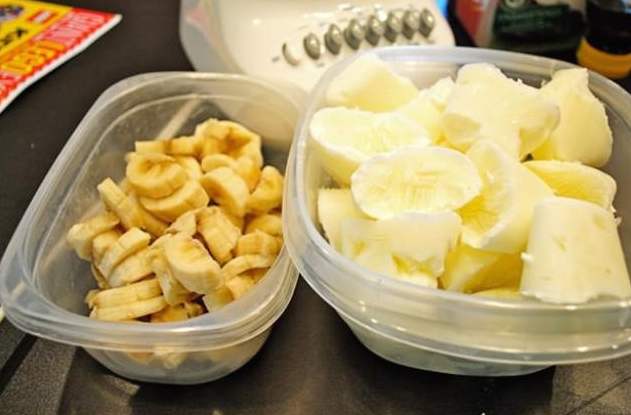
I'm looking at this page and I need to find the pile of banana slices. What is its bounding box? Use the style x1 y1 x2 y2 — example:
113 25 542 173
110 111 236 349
67 118 284 323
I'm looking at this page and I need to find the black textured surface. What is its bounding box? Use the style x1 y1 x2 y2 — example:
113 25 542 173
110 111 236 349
1 1 631 414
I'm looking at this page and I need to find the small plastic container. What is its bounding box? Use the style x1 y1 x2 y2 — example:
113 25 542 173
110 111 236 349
0 72 300 384
284 46 631 376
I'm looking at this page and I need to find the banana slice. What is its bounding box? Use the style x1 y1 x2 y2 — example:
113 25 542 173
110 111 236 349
235 156 261 192
440 244 522 293
245 213 282 237
174 156 203 181
128 193 169 237
399 77 455 142
166 210 198 237
125 153 188 198
92 230 121 265
340 212 461 287
135 136 201 157
220 206 244 231
195 119 231 159
520 197 631 303
523 160 616 210
97 178 144 230
150 301 204 322
325 54 417 112
310 107 431 186
90 296 167 321
90 264 109 289
140 180 209 222
149 246 191 305
225 275 255 299
247 166 283 215
351 146 482 219
107 248 153 287
244 267 269 283
317 188 367 251
67 212 120 260
227 140 263 172
473 287 522 299
442 63 559 159
533 68 612 167
197 206 242 264
202 285 234 311
87 278 161 308
222 254 275 280
201 154 239 173
459 140 553 253
163 233 223 294
200 167 249 217
234 230 279 257
98 227 151 277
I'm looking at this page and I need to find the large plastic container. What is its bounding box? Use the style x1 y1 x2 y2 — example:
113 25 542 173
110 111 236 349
284 46 631 376
0 72 300 384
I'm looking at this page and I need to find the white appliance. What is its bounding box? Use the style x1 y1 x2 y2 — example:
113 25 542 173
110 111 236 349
179 0 455 94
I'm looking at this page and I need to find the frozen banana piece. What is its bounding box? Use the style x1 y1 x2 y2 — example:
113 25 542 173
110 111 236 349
200 167 249 217
245 213 282 237
222 254 275 280
134 136 202 157
235 156 261 192
150 301 204 322
225 275 255 299
226 138 263 170
87 278 162 308
197 206 242 264
140 180 209 222
149 246 191 305
97 178 144 230
166 210 198 237
128 193 169 237
125 153 188 198
247 166 283 215
164 233 223 294
107 248 153 287
202 285 234 311
67 212 120 260
98 227 151 277
90 264 109 290
195 118 231 159
90 296 167 321
201 154 239 173
174 156 203 181
234 230 279 257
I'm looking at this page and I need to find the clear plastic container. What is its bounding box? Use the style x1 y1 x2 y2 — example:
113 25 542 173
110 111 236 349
283 46 631 376
0 72 301 384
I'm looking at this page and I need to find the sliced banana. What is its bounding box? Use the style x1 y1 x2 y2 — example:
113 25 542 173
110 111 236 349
174 156 203 181
90 264 109 289
107 248 153 287
67 212 120 260
351 146 482 219
97 178 144 230
247 166 283 215
125 153 188 198
200 154 239 173
149 246 191 305
195 118 230 159
128 192 169 237
235 156 261 192
245 213 282 237
234 230 279 257
200 167 249 217
221 254 275 280
134 136 201 157
197 206 242 264
163 233 223 294
98 227 151 277
140 180 209 222
150 301 204 323
225 275 255 299
317 188 368 251
88 278 161 308
202 285 234 312
90 296 167 321
166 210 198 237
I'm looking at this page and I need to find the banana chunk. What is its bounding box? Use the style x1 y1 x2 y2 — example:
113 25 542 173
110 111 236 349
164 233 223 294
128 193 169 237
140 180 209 222
197 206 242 264
135 136 202 157
90 264 109 289
235 230 279 257
150 301 204 323
245 213 282 237
195 118 231 159
201 154 239 173
126 153 188 198
166 210 198 237
247 166 283 215
88 278 162 308
174 156 203 181
90 296 167 321
200 167 249 217
108 248 153 287
149 246 191 305
225 275 255 299
67 212 120 260
97 178 144 230
222 254 275 280
235 156 261 192
98 227 151 277
202 285 234 311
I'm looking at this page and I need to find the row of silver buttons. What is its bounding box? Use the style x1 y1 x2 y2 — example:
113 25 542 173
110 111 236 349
283 9 436 65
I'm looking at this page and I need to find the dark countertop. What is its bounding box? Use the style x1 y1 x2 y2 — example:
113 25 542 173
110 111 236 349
1 1 631 414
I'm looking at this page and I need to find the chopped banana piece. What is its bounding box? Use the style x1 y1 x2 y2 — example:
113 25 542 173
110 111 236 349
220 206 245 231
202 285 234 311
200 167 249 217
134 136 201 157
200 154 238 173
228 140 263 171
67 212 120 260
128 193 169 237
235 156 261 192
149 247 191 305
90 264 109 289
97 178 144 230
197 206 242 264
245 213 282 237
243 267 269 283
174 156 203 181
125 153 188 198
225 275 255 299
107 248 153 287
164 233 223 294
140 180 209 222
85 289 100 305
222 254 275 280
90 296 167 321
166 210 198 237
98 227 151 277
150 301 204 322
235 230 279 257
195 118 230 159
88 278 161 308
247 166 283 215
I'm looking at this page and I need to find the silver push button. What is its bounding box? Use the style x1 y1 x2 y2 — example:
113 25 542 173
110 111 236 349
384 12 403 42
365 15 385 46
282 41 303 65
344 18 365 49
325 24 344 54
419 8 435 37
402 10 421 39
303 33 322 59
